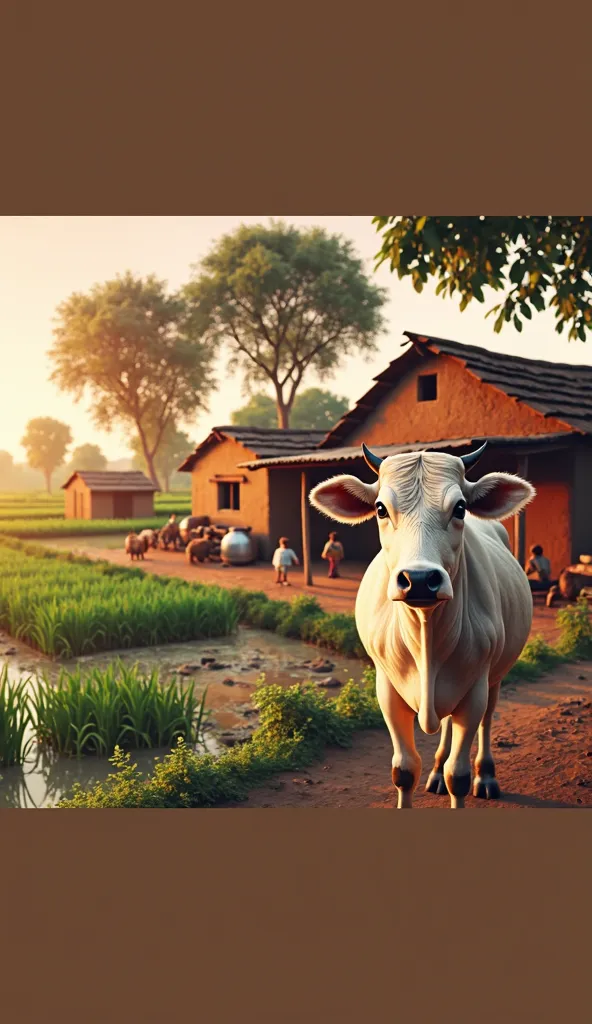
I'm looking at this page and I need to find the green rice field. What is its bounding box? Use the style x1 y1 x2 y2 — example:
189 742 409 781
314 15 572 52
0 544 239 657
0 516 167 538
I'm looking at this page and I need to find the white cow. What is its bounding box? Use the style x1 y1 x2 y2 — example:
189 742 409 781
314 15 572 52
309 442 535 809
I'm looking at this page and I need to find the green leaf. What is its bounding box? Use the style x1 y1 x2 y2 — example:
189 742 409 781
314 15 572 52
520 302 532 320
513 314 523 332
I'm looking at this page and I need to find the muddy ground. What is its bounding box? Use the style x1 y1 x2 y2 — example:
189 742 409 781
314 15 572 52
232 662 592 809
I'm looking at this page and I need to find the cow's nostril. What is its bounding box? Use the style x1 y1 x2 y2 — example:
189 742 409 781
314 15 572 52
427 570 442 592
397 571 411 592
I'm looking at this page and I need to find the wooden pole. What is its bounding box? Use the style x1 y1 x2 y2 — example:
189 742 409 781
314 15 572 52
301 469 313 586
513 455 529 566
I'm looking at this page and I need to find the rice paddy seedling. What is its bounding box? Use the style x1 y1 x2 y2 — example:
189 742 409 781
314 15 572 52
0 545 239 656
31 662 209 758
0 666 35 766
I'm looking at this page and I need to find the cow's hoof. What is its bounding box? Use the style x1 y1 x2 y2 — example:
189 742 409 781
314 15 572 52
472 777 501 800
425 771 448 796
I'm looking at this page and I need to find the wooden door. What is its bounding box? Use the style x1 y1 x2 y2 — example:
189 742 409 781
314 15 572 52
113 492 134 519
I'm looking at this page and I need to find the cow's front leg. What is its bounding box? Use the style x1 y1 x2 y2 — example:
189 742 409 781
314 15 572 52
375 668 421 809
425 715 452 796
473 680 501 799
444 676 489 809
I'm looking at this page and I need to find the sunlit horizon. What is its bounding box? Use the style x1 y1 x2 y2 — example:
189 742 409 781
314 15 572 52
1 215 590 466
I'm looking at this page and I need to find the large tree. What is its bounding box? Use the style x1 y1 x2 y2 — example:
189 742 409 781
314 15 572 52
130 422 194 492
67 443 107 472
373 216 592 340
21 417 72 492
49 272 216 488
185 221 386 428
231 387 349 431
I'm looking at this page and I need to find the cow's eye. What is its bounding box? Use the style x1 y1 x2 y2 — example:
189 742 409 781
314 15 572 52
375 501 389 519
452 501 466 520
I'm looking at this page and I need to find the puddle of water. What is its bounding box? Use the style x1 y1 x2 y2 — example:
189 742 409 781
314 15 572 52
0 627 366 807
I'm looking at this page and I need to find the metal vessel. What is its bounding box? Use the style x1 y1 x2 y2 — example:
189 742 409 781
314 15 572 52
220 526 256 565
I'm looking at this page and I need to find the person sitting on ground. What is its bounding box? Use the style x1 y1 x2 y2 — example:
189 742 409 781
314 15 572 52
272 536 299 586
322 531 345 579
525 544 556 591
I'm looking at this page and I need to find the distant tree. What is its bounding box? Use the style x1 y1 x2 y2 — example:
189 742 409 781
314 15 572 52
67 443 107 472
373 216 592 340
291 388 349 431
20 417 72 492
0 450 14 485
49 272 216 488
185 221 386 428
130 422 193 492
231 388 349 431
230 394 276 429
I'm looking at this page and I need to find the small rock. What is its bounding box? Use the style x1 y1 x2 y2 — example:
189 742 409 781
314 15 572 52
177 663 201 675
309 658 335 673
535 756 542 761
4 647 17 656
586 751 592 758
242 708 258 717
209 662 229 671
577 798 583 804
200 656 216 666
560 709 572 717
496 739 518 749
222 677 235 687
577 675 586 680
317 676 341 688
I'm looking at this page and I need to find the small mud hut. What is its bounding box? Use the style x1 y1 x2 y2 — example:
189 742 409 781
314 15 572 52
62 471 157 520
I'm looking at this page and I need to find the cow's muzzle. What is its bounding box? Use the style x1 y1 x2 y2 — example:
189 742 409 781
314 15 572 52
395 568 450 607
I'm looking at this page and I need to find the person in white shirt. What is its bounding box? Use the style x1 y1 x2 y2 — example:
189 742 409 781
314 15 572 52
272 536 299 586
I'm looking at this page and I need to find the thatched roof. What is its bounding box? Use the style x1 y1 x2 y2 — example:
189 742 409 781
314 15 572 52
178 427 327 472
321 331 592 448
62 471 157 492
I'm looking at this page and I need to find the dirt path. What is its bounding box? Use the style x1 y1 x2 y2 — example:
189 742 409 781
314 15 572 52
47 541 563 643
233 662 592 809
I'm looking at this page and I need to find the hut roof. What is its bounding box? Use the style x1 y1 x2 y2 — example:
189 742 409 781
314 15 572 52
61 471 158 492
320 331 592 447
177 427 327 472
237 431 580 471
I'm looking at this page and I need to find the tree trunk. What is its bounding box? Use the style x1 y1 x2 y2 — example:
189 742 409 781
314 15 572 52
275 395 291 429
44 468 52 493
136 421 162 490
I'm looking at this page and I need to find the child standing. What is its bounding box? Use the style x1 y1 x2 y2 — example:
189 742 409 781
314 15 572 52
322 531 345 579
272 536 299 586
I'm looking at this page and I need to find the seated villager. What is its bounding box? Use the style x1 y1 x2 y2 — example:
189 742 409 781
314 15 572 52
525 545 557 592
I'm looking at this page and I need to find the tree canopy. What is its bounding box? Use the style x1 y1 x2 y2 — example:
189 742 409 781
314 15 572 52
373 216 592 341
231 387 349 431
185 221 386 427
20 417 72 492
67 443 107 472
49 272 216 487
130 422 193 492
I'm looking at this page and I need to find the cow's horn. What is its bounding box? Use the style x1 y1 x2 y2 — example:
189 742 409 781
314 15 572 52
362 443 384 474
460 440 488 470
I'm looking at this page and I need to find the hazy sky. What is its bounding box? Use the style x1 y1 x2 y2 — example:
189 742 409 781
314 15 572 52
1 215 590 463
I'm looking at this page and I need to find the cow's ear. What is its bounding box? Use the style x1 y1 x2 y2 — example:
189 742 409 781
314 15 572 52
465 473 535 521
309 475 379 524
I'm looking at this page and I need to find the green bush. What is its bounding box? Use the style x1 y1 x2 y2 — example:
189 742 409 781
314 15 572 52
0 666 35 767
555 596 592 659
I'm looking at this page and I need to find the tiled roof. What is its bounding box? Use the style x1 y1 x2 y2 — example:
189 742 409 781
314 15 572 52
177 427 327 472
237 432 579 471
62 471 158 492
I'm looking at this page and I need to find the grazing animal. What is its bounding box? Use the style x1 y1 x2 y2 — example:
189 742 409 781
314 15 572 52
159 523 181 550
309 442 534 810
138 529 158 552
125 532 145 561
185 537 212 564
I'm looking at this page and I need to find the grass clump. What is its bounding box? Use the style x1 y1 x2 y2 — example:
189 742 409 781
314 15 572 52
0 666 34 766
31 662 209 758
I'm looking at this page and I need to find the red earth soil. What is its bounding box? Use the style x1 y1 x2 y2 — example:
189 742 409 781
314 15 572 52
232 662 592 809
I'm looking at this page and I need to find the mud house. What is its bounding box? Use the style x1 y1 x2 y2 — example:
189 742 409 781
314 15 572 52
180 332 592 581
62 471 157 520
177 428 326 557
